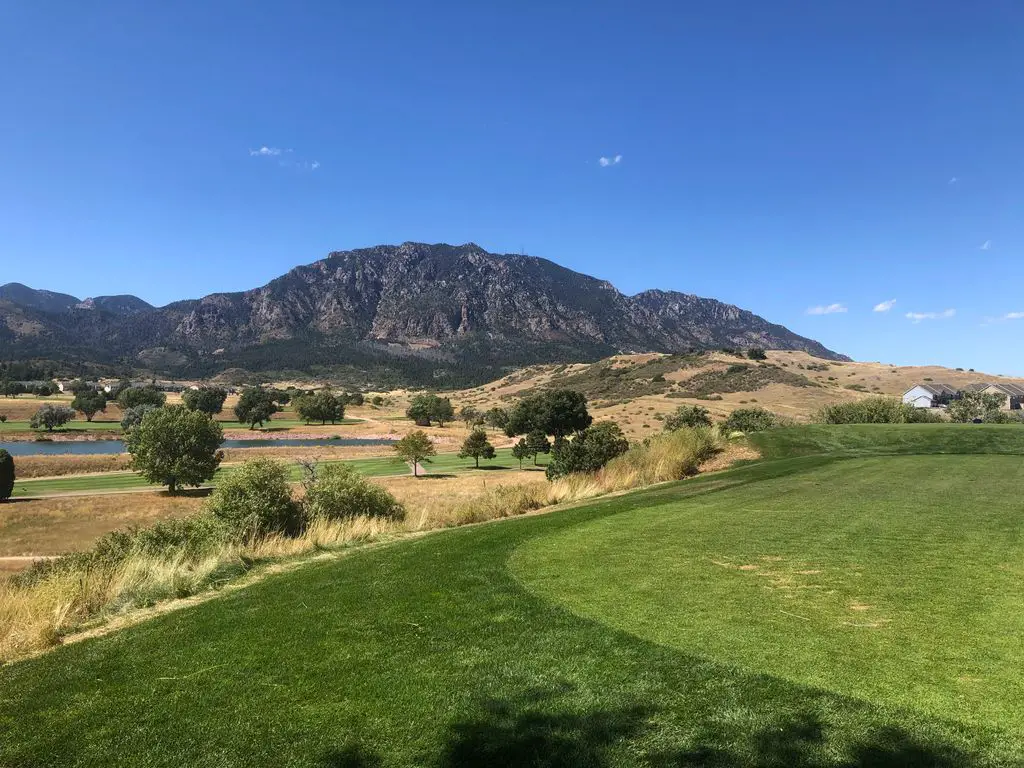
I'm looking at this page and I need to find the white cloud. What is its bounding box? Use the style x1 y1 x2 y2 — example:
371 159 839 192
980 239 992 250
806 303 848 315
310 160 320 170
948 176 958 185
598 154 622 167
906 309 955 323
249 146 283 156
1003 312 1024 320
873 299 896 313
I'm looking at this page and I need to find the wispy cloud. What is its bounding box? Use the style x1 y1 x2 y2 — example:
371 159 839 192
980 239 992 251
948 176 958 185
806 303 847 316
249 146 319 171
1002 312 1024 320
873 299 897 313
906 309 955 323
598 154 622 167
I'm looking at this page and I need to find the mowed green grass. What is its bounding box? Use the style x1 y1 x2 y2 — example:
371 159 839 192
2 428 1023 765
9 447 545 496
512 455 1024 731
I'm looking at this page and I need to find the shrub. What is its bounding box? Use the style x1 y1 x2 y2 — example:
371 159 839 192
722 407 777 433
747 348 767 360
546 422 629 480
0 449 13 501
663 405 712 431
0 415 6 423
982 409 1024 424
816 397 914 424
304 463 405 523
206 458 302 540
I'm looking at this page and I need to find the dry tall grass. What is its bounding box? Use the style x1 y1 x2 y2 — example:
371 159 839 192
0 427 729 664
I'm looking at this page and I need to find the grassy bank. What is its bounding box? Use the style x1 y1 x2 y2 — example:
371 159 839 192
0 430 717 661
2 451 1022 765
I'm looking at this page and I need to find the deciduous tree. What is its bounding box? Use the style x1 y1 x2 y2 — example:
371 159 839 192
72 390 107 422
234 387 280 429
458 429 496 468
30 404 75 432
125 406 224 494
393 431 436 477
181 386 228 416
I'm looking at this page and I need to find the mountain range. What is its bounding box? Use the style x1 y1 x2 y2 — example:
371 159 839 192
0 242 847 386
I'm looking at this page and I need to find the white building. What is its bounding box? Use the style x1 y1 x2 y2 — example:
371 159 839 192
902 383 957 409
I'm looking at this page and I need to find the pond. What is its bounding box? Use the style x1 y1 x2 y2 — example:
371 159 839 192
0 438 395 457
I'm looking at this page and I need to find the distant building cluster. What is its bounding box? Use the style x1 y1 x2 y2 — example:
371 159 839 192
902 381 1024 410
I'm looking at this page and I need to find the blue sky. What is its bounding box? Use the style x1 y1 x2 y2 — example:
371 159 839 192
2 1 1024 372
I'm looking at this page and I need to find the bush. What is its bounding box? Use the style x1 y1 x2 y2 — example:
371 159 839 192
982 409 1024 424
0 449 13 501
304 463 405 522
815 397 919 424
206 458 302 540
546 422 629 480
663 404 712 431
747 348 767 360
722 407 777 433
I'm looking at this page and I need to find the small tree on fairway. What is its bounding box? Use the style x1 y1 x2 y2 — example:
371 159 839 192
125 406 224 494
512 439 531 469
117 385 166 410
459 429 496 468
30 404 75 432
0 449 14 502
393 431 436 476
234 387 280 429
71 390 107 422
181 386 228 416
525 430 551 465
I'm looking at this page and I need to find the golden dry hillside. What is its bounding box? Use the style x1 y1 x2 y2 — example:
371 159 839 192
446 351 1024 440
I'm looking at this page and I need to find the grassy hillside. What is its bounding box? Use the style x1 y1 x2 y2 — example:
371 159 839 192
452 350 1024 440
2 425 1023 766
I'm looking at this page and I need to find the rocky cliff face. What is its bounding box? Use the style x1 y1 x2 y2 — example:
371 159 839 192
0 243 847 383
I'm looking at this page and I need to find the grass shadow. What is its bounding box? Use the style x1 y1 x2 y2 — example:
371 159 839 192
433 690 976 768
